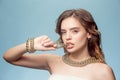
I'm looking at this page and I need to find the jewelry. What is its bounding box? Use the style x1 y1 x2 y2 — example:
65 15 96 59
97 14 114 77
54 38 65 48
26 38 35 53
62 54 105 67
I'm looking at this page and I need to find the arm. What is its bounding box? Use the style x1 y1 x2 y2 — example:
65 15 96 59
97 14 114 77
3 35 57 70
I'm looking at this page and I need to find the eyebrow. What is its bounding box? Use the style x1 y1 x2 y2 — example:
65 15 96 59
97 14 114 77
61 27 80 31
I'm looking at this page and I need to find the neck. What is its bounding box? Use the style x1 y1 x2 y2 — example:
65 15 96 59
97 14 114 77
69 47 90 62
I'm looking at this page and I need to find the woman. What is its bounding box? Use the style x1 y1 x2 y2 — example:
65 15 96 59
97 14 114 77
3 8 115 80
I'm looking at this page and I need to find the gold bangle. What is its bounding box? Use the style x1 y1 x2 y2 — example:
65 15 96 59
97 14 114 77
26 39 29 52
26 38 35 53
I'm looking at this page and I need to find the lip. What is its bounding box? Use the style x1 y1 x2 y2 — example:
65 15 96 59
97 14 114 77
65 42 74 49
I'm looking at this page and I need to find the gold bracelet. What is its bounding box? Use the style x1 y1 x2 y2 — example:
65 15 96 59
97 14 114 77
26 39 29 52
26 38 35 53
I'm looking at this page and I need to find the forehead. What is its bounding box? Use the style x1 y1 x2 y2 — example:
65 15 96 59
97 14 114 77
61 17 84 30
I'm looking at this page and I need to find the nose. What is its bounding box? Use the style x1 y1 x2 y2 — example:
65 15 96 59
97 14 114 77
66 32 72 40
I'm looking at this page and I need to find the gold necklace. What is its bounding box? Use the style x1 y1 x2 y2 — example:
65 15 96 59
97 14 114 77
62 54 105 67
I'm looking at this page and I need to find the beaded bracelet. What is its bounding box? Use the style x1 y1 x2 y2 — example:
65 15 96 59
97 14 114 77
26 38 35 53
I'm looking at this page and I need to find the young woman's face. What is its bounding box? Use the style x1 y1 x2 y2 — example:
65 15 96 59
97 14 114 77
61 17 90 53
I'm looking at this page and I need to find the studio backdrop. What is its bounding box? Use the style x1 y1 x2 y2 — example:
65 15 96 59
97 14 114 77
0 0 120 80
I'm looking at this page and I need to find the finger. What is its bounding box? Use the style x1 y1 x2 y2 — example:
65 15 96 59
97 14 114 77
43 41 54 47
45 47 57 50
43 38 52 43
42 35 49 40
40 38 51 46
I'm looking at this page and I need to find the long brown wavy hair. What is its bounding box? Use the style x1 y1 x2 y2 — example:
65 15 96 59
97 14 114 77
55 8 105 62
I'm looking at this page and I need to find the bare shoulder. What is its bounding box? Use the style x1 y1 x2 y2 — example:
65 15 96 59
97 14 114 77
43 53 61 63
90 63 116 80
46 53 62 68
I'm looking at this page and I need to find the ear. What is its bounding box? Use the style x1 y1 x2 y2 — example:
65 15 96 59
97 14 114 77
87 32 92 39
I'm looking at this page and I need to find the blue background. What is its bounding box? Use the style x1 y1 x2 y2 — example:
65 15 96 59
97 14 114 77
0 0 120 80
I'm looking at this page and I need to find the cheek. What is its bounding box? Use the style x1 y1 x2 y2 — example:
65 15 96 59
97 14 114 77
74 34 88 45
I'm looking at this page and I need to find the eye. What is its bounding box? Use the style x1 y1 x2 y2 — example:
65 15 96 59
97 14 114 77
72 29 79 33
61 31 66 35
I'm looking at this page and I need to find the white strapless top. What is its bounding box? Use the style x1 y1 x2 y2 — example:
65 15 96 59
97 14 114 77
48 74 88 80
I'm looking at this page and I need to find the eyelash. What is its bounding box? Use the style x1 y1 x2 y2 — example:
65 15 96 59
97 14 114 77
72 30 78 33
61 31 66 34
61 30 79 34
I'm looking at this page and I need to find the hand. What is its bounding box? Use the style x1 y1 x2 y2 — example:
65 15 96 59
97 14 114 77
34 35 57 51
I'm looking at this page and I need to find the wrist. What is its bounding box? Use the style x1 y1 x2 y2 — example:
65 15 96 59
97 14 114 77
26 38 36 53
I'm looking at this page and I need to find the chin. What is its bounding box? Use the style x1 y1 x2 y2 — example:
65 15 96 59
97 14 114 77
66 49 76 54
66 47 82 54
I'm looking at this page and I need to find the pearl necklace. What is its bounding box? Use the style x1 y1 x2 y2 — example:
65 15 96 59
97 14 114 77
62 54 105 67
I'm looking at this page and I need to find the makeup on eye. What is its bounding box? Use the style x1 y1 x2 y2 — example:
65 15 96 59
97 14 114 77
71 29 79 33
61 30 66 35
61 27 80 34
